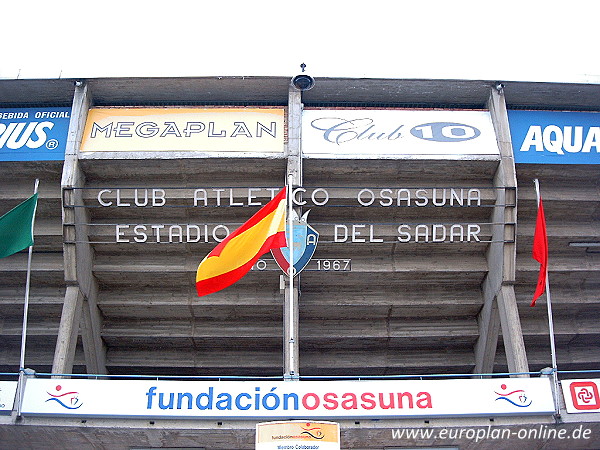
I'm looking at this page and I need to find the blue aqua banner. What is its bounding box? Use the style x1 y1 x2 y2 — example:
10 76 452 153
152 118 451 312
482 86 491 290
0 107 71 161
508 110 600 164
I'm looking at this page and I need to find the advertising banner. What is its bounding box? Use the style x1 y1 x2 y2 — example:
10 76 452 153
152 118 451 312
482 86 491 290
0 381 17 414
80 108 285 155
302 110 499 159
562 379 600 413
0 108 71 161
256 421 340 450
20 378 554 419
508 110 600 164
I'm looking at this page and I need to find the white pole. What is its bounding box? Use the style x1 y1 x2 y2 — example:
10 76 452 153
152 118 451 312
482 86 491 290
287 176 296 377
19 179 39 371
17 178 39 416
534 179 560 415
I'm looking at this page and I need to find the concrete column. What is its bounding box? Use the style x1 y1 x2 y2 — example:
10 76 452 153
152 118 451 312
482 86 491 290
474 276 501 374
475 86 529 376
54 82 107 375
52 286 84 376
284 86 302 379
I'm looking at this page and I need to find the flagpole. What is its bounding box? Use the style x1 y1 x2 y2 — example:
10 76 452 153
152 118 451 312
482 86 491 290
19 179 39 371
287 175 296 378
534 178 559 415
16 178 39 416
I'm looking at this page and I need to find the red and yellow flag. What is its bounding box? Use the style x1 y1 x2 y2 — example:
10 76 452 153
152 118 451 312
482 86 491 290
196 187 287 296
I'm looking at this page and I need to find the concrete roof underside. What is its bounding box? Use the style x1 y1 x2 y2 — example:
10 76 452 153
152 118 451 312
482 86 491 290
0 76 599 110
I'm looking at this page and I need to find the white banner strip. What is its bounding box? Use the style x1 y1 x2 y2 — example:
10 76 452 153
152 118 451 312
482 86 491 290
21 378 554 419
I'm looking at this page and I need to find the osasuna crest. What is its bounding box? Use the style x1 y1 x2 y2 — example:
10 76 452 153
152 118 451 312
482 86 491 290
271 210 319 276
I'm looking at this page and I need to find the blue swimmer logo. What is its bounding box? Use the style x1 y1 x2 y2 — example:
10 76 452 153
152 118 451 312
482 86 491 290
495 383 532 408
46 384 83 410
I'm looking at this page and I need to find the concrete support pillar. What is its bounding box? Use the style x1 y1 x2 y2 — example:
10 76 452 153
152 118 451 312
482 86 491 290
52 286 83 375
54 82 107 375
475 276 501 374
475 86 529 376
284 86 303 379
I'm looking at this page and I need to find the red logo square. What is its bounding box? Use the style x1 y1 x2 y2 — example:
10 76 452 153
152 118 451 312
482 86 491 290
570 381 600 410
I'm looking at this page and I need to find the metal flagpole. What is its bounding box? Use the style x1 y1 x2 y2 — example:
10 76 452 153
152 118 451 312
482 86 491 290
287 175 296 378
16 178 39 416
19 179 39 372
534 178 560 415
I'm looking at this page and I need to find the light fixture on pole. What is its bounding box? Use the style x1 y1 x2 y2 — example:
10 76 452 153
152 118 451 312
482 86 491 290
291 63 315 91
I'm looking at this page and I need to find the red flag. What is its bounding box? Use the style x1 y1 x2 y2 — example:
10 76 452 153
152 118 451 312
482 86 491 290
531 197 548 306
196 188 287 296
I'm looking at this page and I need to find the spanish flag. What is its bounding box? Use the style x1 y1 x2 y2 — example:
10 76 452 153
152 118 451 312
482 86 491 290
196 187 287 296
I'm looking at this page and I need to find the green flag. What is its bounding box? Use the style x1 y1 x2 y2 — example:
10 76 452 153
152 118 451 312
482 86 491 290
0 193 38 258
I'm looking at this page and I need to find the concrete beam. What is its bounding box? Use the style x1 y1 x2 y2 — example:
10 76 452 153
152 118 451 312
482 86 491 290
287 85 302 182
284 86 302 379
52 286 83 375
475 86 528 375
56 82 107 375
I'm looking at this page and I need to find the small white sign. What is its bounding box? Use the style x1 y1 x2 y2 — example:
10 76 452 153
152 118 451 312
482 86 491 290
256 421 340 450
562 379 600 413
302 109 500 159
0 381 17 413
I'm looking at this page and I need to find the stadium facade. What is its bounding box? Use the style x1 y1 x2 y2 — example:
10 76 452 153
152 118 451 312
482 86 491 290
0 75 599 449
